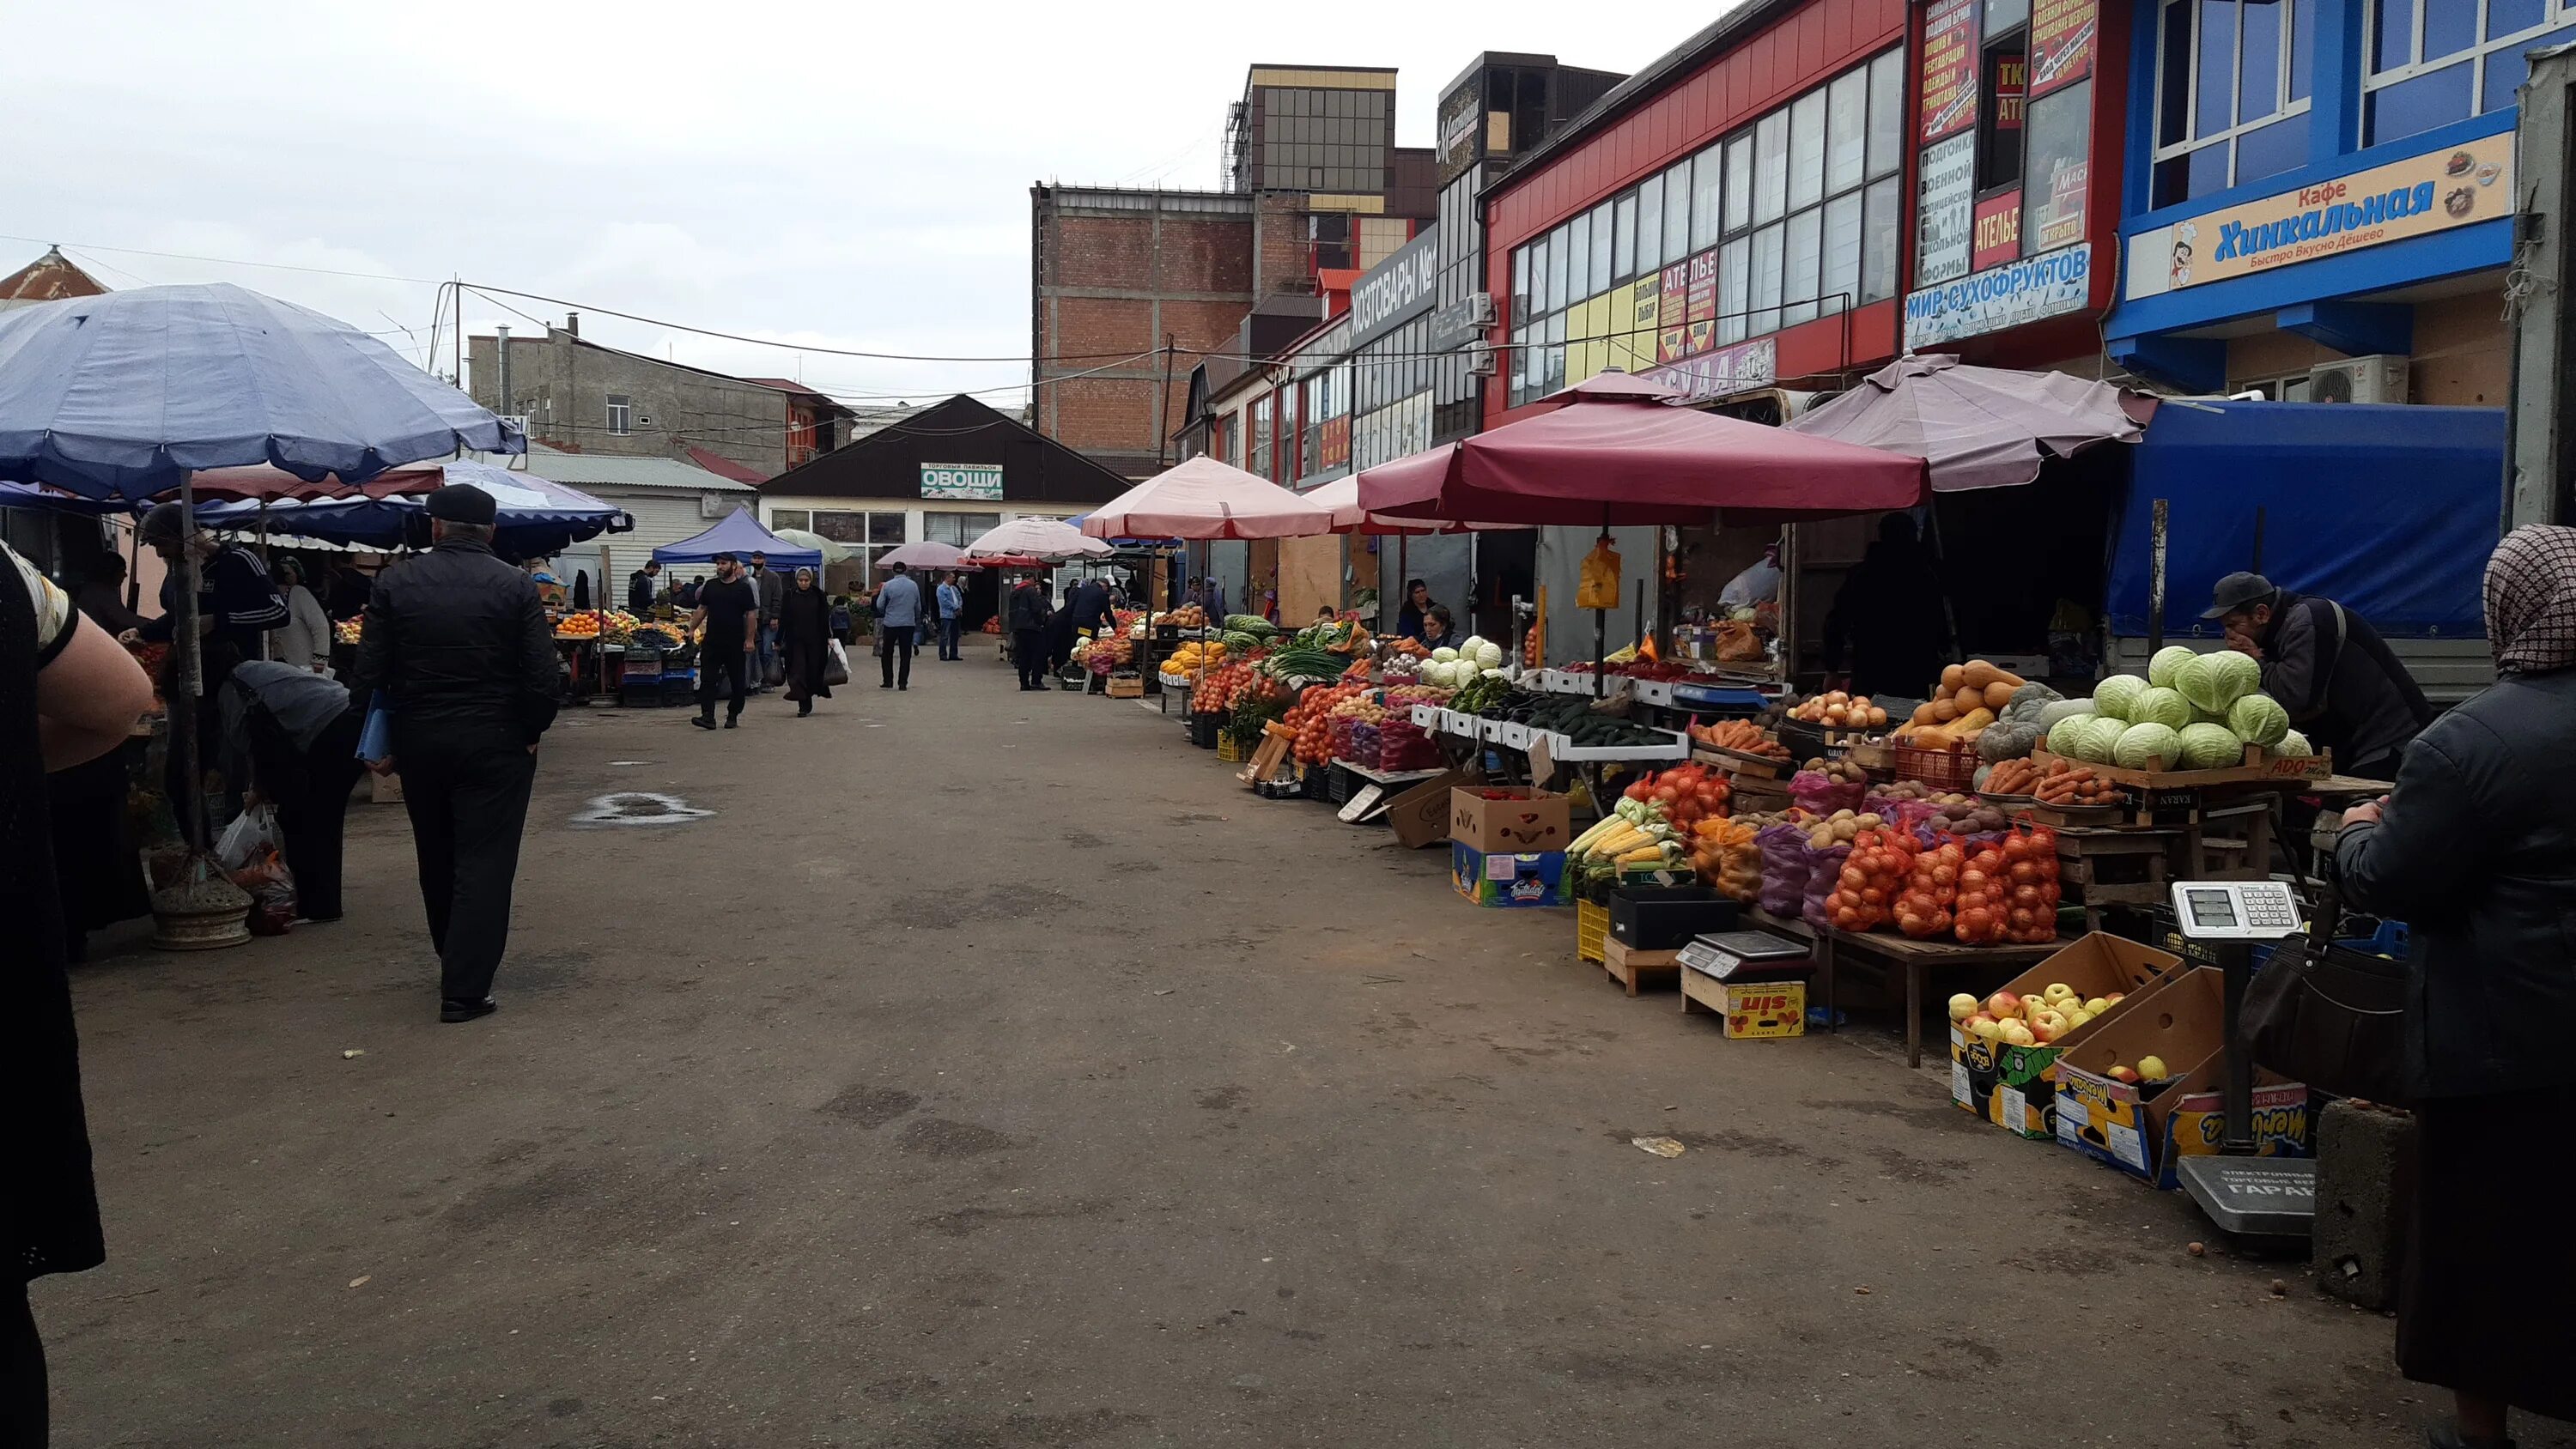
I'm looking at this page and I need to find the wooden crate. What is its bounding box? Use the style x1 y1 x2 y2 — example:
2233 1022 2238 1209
1602 937 1681 996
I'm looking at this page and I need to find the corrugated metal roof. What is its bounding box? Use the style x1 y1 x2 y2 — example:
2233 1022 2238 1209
465 444 756 494
0 246 109 306
682 446 769 484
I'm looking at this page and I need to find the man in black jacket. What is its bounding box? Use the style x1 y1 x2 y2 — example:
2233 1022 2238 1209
348 485 560 1023
627 561 661 615
1008 573 1054 691
1066 576 1114 640
2208 572 2433 780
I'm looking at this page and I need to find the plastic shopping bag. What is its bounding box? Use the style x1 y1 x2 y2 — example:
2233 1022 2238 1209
1577 537 1622 610
216 803 282 871
823 640 851 687
354 691 393 766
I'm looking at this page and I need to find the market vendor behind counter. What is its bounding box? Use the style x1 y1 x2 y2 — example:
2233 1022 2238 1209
2203 572 2431 781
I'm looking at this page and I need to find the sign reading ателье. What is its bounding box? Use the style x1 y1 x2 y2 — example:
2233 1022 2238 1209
2124 137 2514 300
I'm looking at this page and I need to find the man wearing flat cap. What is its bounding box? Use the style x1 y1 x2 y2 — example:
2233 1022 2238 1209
2206 569 2433 782
348 483 560 1023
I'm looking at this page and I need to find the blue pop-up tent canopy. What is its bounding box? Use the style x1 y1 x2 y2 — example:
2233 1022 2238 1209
652 506 822 570
2106 400 2503 639
195 461 629 557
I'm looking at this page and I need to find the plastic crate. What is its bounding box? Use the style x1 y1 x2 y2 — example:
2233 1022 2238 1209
1216 735 1246 763
1577 898 1609 963
1893 743 1979 791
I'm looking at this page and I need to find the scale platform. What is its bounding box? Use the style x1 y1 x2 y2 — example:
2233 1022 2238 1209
2176 1155 2317 1237
2166 880 2317 1239
1676 930 1813 981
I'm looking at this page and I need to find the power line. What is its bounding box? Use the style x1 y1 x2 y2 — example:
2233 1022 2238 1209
0 233 444 286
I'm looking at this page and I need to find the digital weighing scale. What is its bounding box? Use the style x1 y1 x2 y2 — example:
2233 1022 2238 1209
1676 930 1813 981
2166 880 2317 1238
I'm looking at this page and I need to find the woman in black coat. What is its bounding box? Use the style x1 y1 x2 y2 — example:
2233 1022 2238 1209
778 567 833 717
2335 524 2576 1449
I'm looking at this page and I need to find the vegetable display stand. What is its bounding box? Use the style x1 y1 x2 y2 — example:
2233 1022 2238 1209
1750 908 2061 1068
1576 897 1608 963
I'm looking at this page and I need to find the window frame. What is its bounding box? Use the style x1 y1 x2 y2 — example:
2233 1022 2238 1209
2364 0 2576 135
605 393 634 436
2152 0 2316 197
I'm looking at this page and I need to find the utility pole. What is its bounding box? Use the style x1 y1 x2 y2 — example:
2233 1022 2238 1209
1154 334 1176 470
2510 44 2576 528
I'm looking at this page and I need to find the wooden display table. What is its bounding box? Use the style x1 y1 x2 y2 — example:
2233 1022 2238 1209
1746 908 2059 1068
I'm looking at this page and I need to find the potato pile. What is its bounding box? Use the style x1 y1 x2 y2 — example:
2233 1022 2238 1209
1801 756 1871 786
1791 691 1887 730
1807 809 1888 849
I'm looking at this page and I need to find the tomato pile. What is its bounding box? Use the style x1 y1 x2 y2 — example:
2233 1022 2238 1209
1620 763 1732 833
1825 828 1918 933
1886 826 2059 943
1996 828 2063 943
1284 684 1367 766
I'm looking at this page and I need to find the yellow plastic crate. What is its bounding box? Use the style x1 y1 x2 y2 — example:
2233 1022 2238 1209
1216 735 1245 763
1577 898 1608 963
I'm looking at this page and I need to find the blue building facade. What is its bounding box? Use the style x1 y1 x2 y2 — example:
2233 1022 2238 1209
2105 0 2564 401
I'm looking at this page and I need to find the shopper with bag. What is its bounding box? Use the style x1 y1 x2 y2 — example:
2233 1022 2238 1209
2333 524 2576 1449
346 484 559 1024
216 660 363 921
777 567 835 717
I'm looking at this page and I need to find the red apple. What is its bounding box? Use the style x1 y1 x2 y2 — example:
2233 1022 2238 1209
2106 1064 2142 1084
1986 991 2023 1020
2028 1009 2068 1043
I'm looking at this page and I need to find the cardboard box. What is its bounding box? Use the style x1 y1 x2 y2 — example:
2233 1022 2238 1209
1449 786 1572 854
2050 967 2308 1185
1681 971 1807 1038
1947 932 2183 1139
1451 842 1566 907
1385 767 1479 849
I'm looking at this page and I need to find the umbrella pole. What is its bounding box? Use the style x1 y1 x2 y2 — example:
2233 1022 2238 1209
175 471 209 851
1594 512 1609 699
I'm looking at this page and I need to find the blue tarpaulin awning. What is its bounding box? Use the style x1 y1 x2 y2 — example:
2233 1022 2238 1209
651 506 822 571
2106 400 2503 639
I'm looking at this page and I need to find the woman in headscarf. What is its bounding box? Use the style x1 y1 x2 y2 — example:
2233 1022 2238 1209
777 566 833 717
2335 524 2576 1449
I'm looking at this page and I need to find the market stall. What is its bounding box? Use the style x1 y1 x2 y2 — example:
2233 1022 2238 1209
0 280 523 949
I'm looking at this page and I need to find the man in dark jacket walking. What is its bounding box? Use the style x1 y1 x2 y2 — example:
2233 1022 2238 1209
347 485 560 1023
1008 573 1054 691
2207 572 2432 780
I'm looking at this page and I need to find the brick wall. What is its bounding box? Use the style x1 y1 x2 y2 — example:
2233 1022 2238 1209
1032 186 1259 478
468 330 791 478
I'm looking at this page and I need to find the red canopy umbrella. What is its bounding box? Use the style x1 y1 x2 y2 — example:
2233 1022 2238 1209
179 461 447 503
1356 370 1927 526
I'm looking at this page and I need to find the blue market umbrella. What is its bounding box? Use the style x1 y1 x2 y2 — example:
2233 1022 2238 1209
0 282 522 872
0 282 522 500
195 461 630 559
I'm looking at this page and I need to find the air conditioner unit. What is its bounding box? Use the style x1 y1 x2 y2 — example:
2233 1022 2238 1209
2307 354 2410 404
1465 292 1497 326
1464 344 1499 376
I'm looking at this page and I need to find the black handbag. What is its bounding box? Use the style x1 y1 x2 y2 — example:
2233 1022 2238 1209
2242 876 2414 1102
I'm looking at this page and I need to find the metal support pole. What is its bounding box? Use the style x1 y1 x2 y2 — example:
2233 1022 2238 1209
173 471 208 850
2148 498 2170 654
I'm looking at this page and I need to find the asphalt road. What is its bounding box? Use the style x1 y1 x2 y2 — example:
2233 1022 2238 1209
44 652 2552 1448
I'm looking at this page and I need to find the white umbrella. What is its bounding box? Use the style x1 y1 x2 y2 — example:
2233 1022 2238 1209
769 527 853 563
965 515 1111 560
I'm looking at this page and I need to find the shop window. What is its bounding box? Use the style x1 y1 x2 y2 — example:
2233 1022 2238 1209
1613 193 1638 282
1249 395 1273 481
1717 238 1750 344
769 509 812 533
2020 83 2093 255
1588 203 1613 295
922 512 1001 547
1564 216 1591 305
1723 133 1753 233
1691 142 1726 252
2152 0 2315 208
1755 112 1789 222
1637 172 1667 274
1976 39 2027 191
1862 176 1902 303
1662 158 1694 261
2364 0 2573 147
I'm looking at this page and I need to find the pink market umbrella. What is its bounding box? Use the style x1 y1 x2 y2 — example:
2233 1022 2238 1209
1356 371 1927 527
1783 354 2151 492
965 515 1110 561
1082 455 1335 542
878 539 969 571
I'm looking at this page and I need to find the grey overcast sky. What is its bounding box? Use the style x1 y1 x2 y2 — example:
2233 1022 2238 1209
0 1 1733 411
